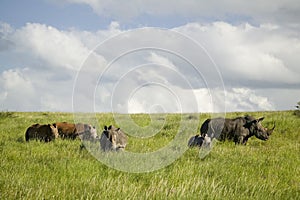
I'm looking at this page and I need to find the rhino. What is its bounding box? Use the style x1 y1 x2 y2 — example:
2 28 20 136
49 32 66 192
200 115 275 145
188 134 211 148
25 123 59 142
76 123 98 141
100 125 128 151
55 122 77 139
56 122 98 141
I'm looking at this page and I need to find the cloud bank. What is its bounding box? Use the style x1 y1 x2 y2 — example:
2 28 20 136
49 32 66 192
0 20 299 112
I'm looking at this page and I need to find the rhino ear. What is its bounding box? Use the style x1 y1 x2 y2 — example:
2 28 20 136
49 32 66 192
258 117 265 122
244 115 254 123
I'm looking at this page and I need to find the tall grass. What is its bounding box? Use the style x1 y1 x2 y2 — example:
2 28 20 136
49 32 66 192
0 111 299 199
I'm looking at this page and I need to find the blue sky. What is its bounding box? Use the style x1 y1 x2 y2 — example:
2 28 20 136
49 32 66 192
0 0 259 30
0 0 190 30
0 0 110 30
0 0 300 112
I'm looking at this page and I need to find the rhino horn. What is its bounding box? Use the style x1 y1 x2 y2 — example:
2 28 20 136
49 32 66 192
267 123 276 135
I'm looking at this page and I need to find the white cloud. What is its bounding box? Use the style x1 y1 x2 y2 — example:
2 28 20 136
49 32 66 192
125 87 274 113
13 23 90 70
0 67 77 111
0 22 14 52
0 69 37 110
175 22 300 86
225 88 274 111
69 21 123 50
1 20 300 112
146 52 176 70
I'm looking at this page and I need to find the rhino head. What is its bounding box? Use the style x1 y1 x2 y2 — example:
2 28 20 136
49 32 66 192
244 116 275 141
100 125 127 151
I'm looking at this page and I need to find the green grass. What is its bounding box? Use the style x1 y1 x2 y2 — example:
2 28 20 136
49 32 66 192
0 111 299 199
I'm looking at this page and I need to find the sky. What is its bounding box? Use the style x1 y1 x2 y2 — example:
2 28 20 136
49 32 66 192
0 0 299 113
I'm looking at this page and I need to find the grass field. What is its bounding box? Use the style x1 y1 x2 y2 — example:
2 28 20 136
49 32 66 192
0 111 299 199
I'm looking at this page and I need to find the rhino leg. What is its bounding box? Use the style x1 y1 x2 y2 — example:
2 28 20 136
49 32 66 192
242 137 248 145
235 135 245 145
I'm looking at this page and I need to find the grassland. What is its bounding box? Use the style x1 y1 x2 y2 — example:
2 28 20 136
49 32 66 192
0 111 299 199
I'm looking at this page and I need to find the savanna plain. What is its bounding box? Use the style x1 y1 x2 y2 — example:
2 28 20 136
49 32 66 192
0 111 299 199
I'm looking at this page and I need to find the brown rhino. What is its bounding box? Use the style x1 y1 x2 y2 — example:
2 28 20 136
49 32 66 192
56 122 98 141
55 122 77 139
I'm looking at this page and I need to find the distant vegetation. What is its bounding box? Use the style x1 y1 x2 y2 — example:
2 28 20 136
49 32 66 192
0 111 299 199
294 101 300 117
0 111 14 120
